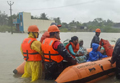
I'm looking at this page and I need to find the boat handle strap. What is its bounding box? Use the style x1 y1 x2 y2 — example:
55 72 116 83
89 67 96 72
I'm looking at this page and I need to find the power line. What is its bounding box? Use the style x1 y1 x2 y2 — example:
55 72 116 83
7 1 14 34
16 0 98 11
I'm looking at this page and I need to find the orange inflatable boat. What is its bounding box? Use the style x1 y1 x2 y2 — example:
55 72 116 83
87 48 92 53
55 57 116 83
13 61 25 74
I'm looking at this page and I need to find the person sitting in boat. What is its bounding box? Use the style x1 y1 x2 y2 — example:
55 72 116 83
40 23 61 43
41 25 77 80
21 25 43 82
76 40 87 63
66 36 82 58
100 46 106 55
90 28 101 48
87 43 108 61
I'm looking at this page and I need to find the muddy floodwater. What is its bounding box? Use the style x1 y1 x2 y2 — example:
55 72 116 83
0 32 120 83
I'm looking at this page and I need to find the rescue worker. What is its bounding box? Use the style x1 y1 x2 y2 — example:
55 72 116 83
40 23 61 43
66 36 81 58
21 25 43 82
90 28 101 48
76 40 87 63
41 25 77 80
87 43 108 61
111 38 120 80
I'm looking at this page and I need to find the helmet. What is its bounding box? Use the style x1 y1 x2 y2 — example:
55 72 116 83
48 25 60 33
57 25 62 27
28 25 39 32
50 22 62 28
95 28 101 32
50 23 57 26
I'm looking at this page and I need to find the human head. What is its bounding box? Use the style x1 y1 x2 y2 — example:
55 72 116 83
79 40 83 47
70 36 78 45
50 22 61 28
100 47 105 54
28 25 39 38
95 28 101 36
92 43 100 52
48 25 60 39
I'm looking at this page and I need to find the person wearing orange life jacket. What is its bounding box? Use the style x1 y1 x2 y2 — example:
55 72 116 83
41 25 77 80
40 23 61 43
90 28 101 48
66 36 81 58
21 25 43 82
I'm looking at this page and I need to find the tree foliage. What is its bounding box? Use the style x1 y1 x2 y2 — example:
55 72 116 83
54 17 61 24
40 13 49 20
0 11 119 32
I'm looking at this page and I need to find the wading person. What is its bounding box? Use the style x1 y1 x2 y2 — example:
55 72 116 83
111 38 120 80
21 25 43 82
41 25 77 80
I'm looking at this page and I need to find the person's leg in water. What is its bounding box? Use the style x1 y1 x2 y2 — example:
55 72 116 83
44 62 63 80
53 62 63 79
44 62 54 80
116 60 120 80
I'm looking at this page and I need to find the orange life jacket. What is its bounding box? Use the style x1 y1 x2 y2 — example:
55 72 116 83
41 38 63 63
99 39 113 57
21 38 42 61
66 42 79 58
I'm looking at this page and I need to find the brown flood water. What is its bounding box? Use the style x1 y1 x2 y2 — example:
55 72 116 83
0 32 120 83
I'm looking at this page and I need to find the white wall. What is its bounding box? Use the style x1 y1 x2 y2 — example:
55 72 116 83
23 12 54 32
23 12 31 32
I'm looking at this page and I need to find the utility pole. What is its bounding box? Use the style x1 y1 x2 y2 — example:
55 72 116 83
7 1 14 34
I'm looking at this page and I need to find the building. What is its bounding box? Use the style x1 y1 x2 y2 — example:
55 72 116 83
13 12 54 32
112 23 120 29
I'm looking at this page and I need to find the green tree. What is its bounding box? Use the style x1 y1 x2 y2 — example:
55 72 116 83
61 22 68 28
8 14 19 26
54 17 61 24
40 13 49 20
94 18 103 23
0 11 8 25
106 19 113 26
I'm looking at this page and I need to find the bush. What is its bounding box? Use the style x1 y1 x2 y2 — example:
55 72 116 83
60 28 68 32
0 25 16 32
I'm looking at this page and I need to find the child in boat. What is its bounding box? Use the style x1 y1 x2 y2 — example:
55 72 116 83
87 43 108 61
100 46 106 55
75 40 87 63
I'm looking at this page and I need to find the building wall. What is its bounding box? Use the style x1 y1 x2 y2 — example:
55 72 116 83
23 12 31 32
22 12 54 32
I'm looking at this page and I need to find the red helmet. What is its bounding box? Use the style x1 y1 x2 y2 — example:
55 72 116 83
48 25 60 33
28 25 39 32
95 28 101 32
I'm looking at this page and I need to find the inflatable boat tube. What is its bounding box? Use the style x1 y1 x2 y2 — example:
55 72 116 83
13 61 25 74
55 57 116 83
87 48 92 53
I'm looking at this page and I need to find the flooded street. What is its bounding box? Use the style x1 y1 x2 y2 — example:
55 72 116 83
0 32 120 83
